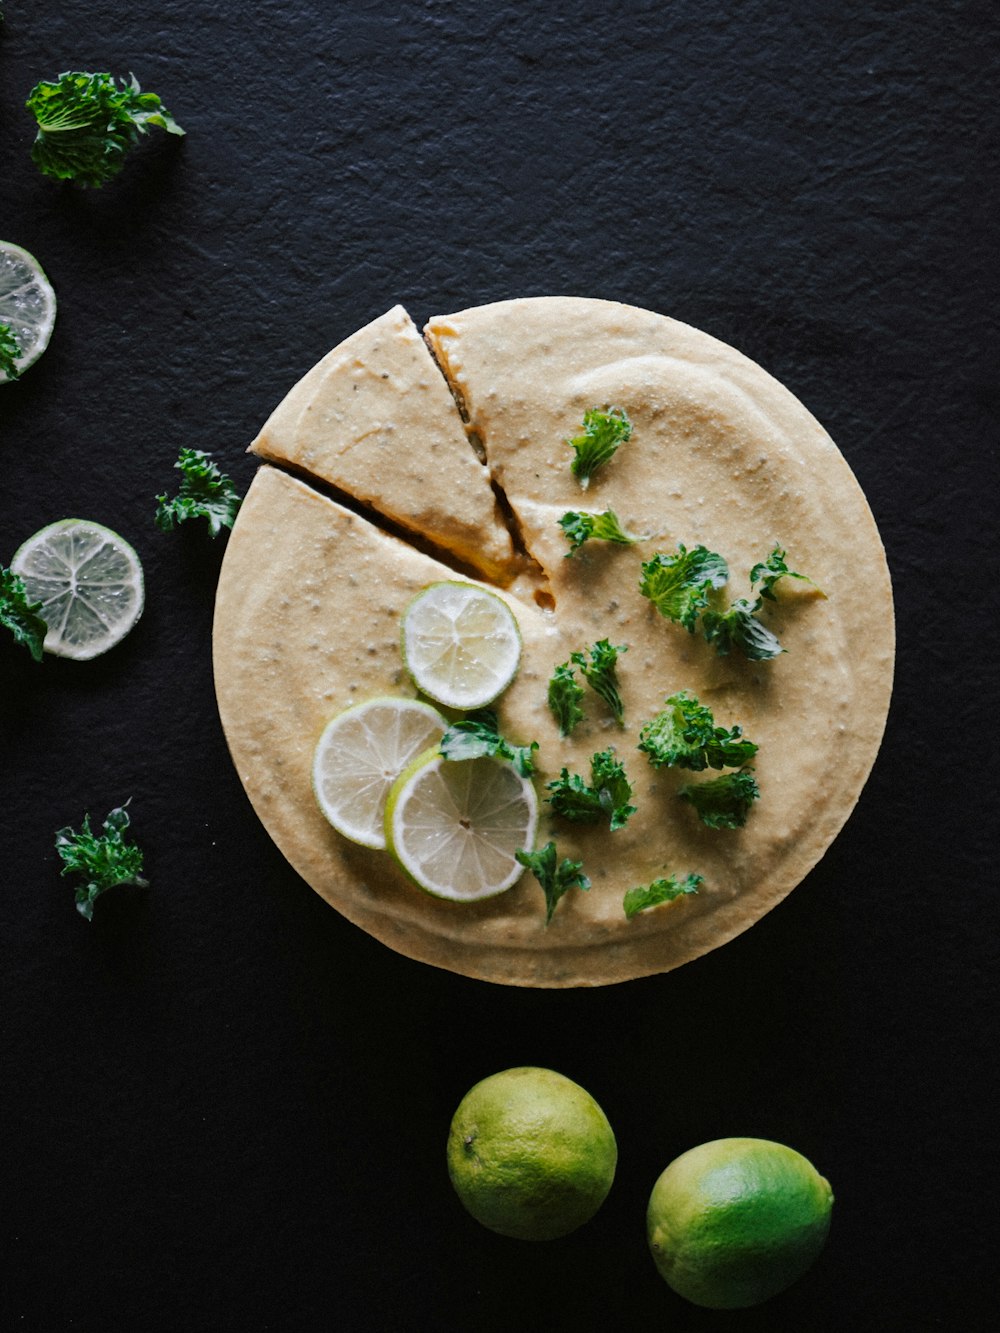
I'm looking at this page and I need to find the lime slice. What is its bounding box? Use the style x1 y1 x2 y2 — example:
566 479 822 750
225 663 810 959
0 242 57 383
10 520 144 660
312 696 446 849
385 749 538 901
401 581 521 710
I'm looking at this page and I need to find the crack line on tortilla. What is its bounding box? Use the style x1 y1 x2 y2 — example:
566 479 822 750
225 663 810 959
422 322 554 610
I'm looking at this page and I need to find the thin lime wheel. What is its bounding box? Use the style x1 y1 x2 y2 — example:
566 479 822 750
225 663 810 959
10 520 144 660
385 749 538 901
401 580 521 710
312 696 446 850
0 242 57 383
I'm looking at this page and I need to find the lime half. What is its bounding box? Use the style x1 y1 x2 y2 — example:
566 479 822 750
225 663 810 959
312 696 446 849
386 749 538 901
10 520 144 660
0 242 57 383
401 581 521 710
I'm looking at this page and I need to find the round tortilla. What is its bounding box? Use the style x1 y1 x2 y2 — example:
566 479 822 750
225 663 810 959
213 297 894 987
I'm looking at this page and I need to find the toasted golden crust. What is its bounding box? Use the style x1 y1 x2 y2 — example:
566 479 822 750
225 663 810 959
215 298 894 987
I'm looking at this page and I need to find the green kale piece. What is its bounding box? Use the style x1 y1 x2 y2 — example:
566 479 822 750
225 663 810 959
637 690 758 772
565 407 632 488
515 841 591 924
639 545 729 631
547 659 585 737
558 508 639 556
0 322 22 380
26 71 184 188
55 804 149 920
155 448 242 537
623 872 703 920
750 545 824 601
571 638 628 724
701 598 785 662
439 709 538 777
678 769 761 829
0 565 47 661
546 748 636 831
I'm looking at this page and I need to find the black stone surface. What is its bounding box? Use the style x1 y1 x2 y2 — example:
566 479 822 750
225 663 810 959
1 3 996 1330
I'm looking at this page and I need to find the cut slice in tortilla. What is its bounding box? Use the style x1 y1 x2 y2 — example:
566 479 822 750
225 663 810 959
215 298 894 987
250 304 516 583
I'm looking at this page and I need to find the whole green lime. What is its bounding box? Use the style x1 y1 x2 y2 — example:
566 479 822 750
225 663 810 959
446 1066 617 1240
646 1137 833 1309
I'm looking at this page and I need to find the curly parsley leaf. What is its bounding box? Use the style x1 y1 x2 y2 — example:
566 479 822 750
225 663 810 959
155 448 243 537
1 566 47 661
26 71 184 188
623 871 703 920
570 638 628 724
439 709 538 777
55 803 149 920
639 545 729 631
547 660 586 737
637 690 758 772
679 769 760 829
0 322 23 380
701 598 785 662
515 841 591 924
566 407 632 488
546 748 636 831
750 545 824 602
559 507 639 556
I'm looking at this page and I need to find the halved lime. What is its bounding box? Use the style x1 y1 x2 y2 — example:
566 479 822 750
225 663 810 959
0 242 57 383
385 749 538 901
10 520 144 660
312 696 446 850
401 581 521 710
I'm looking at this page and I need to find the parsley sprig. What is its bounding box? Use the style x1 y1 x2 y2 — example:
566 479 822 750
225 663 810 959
639 545 729 631
516 842 591 924
546 749 636 831
566 407 632 488
751 545 824 601
623 872 703 920
26 71 184 188
571 639 627 724
547 660 586 737
155 448 243 537
1 566 47 661
0 322 23 380
679 769 760 829
55 804 149 920
558 508 639 556
439 710 538 777
637 691 757 771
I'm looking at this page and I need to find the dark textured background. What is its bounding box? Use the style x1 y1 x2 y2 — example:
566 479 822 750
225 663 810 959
1 3 996 1330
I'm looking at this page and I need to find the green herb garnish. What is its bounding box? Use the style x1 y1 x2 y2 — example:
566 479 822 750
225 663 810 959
701 598 784 662
566 407 632 488
515 841 591 924
558 508 639 556
439 709 538 778
678 769 760 829
0 323 22 380
547 659 586 737
639 545 729 631
55 804 149 920
0 565 47 661
26 71 184 188
750 545 823 601
546 748 636 831
623 872 703 920
638 691 758 771
571 639 628 724
155 448 242 537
